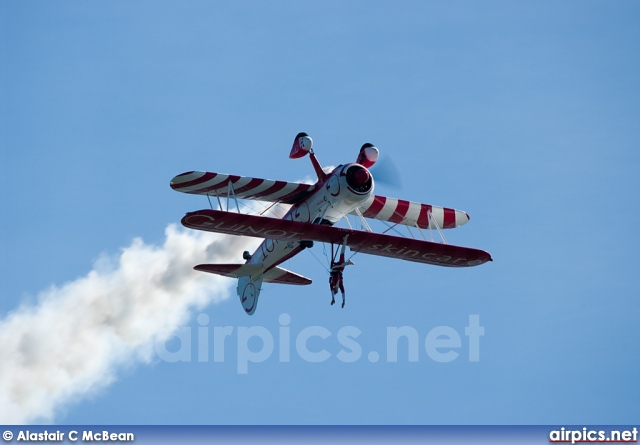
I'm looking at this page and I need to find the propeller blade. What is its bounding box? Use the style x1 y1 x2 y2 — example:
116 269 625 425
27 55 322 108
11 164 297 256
370 154 403 189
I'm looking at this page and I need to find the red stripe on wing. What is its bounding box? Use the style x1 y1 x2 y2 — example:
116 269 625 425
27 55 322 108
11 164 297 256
443 208 456 228
388 199 410 223
233 178 266 194
192 174 244 194
278 183 315 204
250 181 288 199
416 204 433 228
362 196 387 218
172 172 218 190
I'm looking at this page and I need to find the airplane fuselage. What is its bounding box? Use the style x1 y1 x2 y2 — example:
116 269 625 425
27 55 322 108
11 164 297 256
238 162 374 313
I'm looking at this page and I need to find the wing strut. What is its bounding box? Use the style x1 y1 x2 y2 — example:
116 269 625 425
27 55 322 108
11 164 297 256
226 180 241 213
428 210 447 244
312 201 332 224
353 207 373 232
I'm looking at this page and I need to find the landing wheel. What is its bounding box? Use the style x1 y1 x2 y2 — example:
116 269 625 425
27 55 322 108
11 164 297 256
300 240 314 249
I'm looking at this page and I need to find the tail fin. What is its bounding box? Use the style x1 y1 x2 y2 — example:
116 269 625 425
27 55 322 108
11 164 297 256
289 132 313 159
356 143 379 168
289 132 326 182
237 275 262 315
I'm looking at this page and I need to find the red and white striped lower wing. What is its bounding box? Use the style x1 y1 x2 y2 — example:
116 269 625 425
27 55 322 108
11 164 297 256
170 171 316 205
353 195 471 229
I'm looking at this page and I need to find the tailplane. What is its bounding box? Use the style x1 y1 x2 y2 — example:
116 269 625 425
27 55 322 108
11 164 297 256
194 263 262 278
263 266 312 285
194 263 312 315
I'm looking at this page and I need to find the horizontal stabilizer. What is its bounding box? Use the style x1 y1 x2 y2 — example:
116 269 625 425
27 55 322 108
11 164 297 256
194 263 263 278
263 266 312 285
195 263 312 285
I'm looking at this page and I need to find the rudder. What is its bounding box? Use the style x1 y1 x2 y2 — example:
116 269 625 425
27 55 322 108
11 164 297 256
237 275 263 315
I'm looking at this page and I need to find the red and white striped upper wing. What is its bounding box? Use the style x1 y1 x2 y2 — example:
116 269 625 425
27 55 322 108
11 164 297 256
353 195 471 229
170 171 316 205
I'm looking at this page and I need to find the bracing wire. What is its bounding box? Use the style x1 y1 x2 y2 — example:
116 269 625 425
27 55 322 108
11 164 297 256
307 247 331 274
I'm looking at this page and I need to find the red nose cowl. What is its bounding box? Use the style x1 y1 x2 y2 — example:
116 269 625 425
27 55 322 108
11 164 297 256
353 168 370 186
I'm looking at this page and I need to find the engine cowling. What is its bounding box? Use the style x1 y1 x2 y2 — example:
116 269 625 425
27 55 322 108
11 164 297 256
344 164 373 195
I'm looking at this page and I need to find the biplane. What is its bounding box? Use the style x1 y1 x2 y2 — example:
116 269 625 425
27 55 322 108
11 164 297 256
170 133 492 315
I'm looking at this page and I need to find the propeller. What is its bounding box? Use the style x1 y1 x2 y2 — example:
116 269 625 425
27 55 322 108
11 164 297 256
370 153 403 189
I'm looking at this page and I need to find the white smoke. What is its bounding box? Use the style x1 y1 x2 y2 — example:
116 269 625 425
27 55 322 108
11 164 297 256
0 224 257 424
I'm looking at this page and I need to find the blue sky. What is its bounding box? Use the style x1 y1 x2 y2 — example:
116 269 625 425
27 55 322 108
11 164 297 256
1 1 639 424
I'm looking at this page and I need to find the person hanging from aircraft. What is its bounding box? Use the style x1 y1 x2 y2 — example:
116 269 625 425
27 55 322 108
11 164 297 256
330 235 354 308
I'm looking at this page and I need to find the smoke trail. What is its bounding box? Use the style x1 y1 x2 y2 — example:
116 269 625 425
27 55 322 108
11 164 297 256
0 224 258 424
